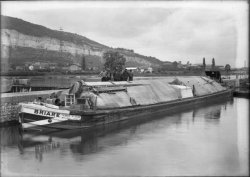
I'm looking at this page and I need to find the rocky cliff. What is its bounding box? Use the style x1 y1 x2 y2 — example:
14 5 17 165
1 15 162 72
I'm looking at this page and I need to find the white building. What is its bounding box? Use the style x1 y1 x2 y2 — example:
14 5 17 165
69 64 82 71
126 67 139 72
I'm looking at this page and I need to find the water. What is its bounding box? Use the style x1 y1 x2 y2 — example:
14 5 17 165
1 97 249 176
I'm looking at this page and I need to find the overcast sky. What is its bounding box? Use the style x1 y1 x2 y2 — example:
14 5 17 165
1 1 248 68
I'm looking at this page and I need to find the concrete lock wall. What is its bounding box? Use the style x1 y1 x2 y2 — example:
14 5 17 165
0 90 63 123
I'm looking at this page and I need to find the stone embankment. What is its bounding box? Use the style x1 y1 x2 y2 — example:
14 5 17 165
0 90 64 125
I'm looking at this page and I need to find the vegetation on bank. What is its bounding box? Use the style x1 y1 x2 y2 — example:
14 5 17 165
103 51 126 74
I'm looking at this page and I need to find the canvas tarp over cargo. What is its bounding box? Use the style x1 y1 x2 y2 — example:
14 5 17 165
176 77 226 96
69 76 226 109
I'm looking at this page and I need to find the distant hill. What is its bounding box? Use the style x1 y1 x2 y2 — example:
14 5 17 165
1 15 163 72
1 15 108 49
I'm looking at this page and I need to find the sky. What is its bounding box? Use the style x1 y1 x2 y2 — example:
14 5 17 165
1 1 249 68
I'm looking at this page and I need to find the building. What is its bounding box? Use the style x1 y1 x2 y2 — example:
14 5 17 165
139 66 153 73
31 62 50 70
190 64 203 70
147 67 153 73
217 66 225 70
69 64 82 71
15 66 25 71
62 66 69 71
126 67 139 72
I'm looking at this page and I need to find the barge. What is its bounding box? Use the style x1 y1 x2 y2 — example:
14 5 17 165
18 76 232 131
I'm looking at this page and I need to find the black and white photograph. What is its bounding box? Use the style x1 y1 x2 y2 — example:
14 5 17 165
0 0 249 176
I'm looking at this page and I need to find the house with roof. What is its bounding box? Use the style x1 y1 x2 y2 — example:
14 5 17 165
126 67 139 72
69 64 82 72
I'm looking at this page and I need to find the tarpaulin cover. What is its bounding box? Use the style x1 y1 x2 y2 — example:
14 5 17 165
170 85 193 98
96 92 132 108
176 77 226 96
127 85 159 105
133 80 181 103
73 76 226 109
95 80 182 108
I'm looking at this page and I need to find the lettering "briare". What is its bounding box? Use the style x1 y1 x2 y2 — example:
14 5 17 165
34 109 60 117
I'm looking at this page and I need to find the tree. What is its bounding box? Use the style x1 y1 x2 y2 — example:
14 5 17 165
225 64 231 71
103 51 126 75
203 57 206 70
172 61 178 68
212 58 215 69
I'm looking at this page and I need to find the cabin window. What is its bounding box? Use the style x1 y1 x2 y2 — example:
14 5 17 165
65 94 75 107
77 98 92 109
77 98 86 104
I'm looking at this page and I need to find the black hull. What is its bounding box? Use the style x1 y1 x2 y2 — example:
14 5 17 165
233 90 250 98
22 89 233 130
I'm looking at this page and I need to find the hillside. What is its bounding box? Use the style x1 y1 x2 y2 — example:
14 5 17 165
1 15 163 72
1 15 108 49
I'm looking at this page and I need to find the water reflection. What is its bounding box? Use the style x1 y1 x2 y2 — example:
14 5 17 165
2 98 228 159
192 104 221 125
1 97 248 176
0 126 22 148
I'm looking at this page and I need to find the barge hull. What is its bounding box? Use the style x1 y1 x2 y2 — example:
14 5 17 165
21 89 232 131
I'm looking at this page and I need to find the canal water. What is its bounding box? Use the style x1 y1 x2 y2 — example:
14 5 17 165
1 97 248 176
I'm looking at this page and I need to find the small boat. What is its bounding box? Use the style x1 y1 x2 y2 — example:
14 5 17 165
18 76 233 131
